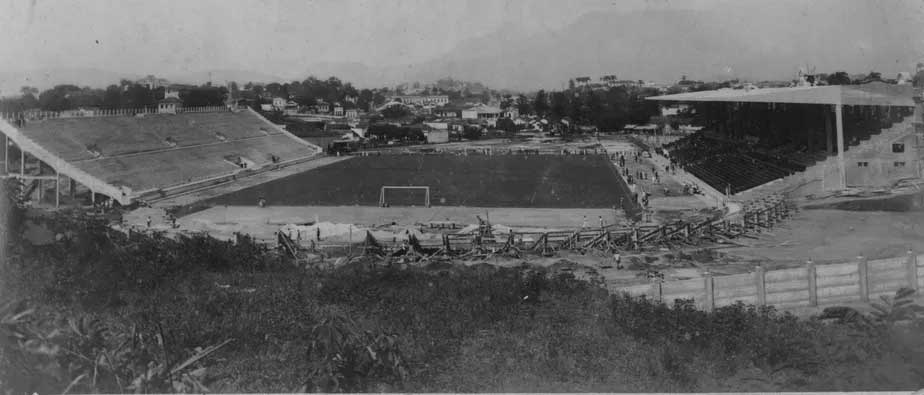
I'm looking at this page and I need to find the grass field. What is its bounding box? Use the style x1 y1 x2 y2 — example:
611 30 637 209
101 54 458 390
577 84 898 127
206 154 637 211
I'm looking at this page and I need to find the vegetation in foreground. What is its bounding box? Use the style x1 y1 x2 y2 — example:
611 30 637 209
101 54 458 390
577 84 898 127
2 196 924 392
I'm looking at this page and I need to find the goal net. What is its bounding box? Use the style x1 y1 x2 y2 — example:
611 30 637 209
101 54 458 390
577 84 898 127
379 186 431 207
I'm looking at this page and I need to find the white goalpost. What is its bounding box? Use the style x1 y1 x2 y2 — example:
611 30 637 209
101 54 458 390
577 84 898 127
379 185 431 207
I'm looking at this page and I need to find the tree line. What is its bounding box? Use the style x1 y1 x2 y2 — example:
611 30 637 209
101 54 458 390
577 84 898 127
0 81 230 113
501 85 661 131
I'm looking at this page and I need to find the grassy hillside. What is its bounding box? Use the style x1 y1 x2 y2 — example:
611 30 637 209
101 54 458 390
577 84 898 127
2 203 924 392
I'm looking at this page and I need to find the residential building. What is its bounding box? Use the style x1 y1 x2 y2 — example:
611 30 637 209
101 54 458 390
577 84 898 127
461 104 502 120
425 129 450 144
157 88 182 114
392 95 450 106
136 75 170 90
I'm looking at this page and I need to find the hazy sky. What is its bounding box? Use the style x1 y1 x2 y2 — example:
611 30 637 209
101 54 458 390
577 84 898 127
0 0 720 76
1 0 921 87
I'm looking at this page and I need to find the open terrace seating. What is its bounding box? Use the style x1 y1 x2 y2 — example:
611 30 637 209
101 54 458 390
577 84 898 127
19 110 283 160
73 134 315 192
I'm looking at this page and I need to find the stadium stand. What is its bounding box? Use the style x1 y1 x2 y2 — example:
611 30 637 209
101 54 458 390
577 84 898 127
19 111 283 160
662 108 911 195
0 107 321 205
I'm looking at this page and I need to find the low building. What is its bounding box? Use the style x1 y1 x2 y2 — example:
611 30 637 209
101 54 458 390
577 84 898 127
157 89 183 114
345 108 359 119
425 129 450 144
461 104 502 120
284 100 299 115
433 105 464 118
424 122 449 130
272 97 287 110
136 75 170 90
317 100 330 113
333 103 344 117
392 95 450 106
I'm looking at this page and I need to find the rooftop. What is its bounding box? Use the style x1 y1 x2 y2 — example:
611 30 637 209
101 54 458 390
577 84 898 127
647 82 914 107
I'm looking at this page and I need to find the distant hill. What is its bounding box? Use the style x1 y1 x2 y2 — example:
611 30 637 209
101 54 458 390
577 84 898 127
164 69 288 86
309 0 924 91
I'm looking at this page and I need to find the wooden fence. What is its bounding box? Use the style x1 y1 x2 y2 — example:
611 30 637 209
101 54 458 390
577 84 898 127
616 251 924 311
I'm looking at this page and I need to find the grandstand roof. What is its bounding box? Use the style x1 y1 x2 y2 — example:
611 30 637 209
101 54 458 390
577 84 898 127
647 82 914 107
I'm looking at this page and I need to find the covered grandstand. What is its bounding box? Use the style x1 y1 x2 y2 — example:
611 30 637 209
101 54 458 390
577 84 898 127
647 82 919 196
0 106 321 206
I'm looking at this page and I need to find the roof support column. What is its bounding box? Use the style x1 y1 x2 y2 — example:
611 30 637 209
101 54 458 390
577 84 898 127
835 103 846 190
4 133 7 174
55 169 59 208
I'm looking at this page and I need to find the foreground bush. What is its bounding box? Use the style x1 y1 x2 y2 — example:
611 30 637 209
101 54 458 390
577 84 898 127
2 205 924 392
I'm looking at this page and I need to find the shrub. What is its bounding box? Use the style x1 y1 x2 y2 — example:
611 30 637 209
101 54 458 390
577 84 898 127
609 295 821 376
301 306 408 392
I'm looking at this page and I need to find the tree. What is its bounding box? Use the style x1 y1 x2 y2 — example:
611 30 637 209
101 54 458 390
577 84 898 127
461 126 482 140
533 90 549 116
516 94 532 115
179 87 228 107
19 86 38 98
102 85 122 108
251 84 264 97
550 91 569 119
381 105 410 119
826 71 852 85
495 118 518 135
265 83 286 98
38 84 81 111
228 82 240 100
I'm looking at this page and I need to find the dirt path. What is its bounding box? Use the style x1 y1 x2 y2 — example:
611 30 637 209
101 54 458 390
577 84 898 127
178 205 626 242
723 208 924 265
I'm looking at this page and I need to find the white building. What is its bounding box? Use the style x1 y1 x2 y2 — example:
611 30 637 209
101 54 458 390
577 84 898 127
425 129 450 144
392 95 450 106
461 104 502 120
157 88 183 114
272 97 287 110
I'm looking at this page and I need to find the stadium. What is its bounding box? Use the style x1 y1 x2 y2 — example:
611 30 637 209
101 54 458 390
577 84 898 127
2 79 924 314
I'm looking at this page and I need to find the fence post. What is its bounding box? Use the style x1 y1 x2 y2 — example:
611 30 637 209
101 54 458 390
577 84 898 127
648 279 661 303
907 250 918 291
807 259 818 306
703 271 715 311
857 254 869 302
755 265 766 306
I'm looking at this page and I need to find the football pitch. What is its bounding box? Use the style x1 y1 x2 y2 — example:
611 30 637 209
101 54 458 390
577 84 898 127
206 154 637 210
